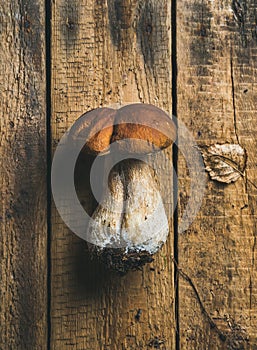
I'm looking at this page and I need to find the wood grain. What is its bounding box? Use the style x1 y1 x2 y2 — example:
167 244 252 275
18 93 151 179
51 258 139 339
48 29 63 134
51 0 175 349
177 0 257 348
2 1 257 348
0 0 47 349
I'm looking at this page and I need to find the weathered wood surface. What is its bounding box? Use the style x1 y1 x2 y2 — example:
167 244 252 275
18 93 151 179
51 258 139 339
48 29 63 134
51 1 175 349
2 0 257 349
177 0 257 348
0 0 47 349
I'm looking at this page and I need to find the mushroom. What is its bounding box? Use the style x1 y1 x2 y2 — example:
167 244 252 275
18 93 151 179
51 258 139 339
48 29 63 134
69 103 176 273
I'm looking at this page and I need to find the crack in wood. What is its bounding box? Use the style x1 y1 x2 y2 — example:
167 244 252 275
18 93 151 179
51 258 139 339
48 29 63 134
172 257 227 342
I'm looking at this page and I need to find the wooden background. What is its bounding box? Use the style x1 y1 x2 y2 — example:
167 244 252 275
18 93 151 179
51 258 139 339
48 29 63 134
1 0 257 349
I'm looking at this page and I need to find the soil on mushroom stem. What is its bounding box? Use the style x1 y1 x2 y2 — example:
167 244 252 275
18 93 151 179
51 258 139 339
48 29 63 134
93 247 154 275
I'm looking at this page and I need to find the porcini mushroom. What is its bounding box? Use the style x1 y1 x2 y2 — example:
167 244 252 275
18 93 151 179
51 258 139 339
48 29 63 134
69 103 176 273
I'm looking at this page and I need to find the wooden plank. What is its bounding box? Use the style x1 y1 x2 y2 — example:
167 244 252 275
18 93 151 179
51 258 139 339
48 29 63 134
0 0 47 349
51 0 175 349
177 0 257 348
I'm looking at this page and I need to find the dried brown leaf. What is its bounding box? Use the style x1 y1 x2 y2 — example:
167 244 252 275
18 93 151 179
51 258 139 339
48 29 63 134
201 143 246 183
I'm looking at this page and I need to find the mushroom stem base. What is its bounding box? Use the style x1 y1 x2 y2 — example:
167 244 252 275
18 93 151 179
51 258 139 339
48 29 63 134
94 248 154 275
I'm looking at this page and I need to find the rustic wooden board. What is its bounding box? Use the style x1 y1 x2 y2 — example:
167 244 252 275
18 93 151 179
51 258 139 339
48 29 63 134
0 0 47 349
177 0 257 348
51 1 175 349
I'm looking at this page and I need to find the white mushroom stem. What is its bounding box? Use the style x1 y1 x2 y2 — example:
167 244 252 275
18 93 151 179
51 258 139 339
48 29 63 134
87 159 169 255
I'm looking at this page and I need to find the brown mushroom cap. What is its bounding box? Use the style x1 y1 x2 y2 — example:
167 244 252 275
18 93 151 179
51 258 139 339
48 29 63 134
69 107 116 155
69 103 176 155
113 103 176 154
